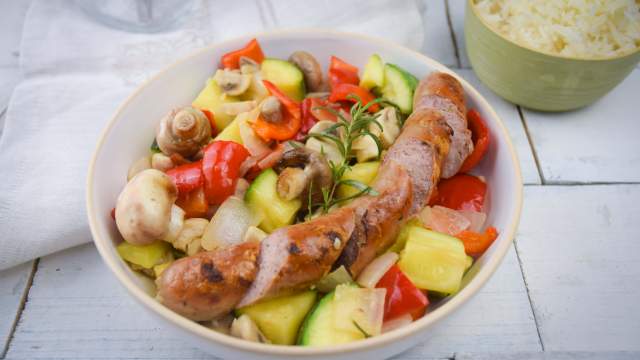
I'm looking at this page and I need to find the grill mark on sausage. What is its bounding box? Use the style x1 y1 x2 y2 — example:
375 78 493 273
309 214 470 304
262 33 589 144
201 262 224 283
288 243 301 255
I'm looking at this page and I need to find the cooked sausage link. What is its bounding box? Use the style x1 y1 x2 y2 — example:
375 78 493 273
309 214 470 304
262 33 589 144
237 207 357 307
413 72 473 178
156 242 259 321
156 71 469 320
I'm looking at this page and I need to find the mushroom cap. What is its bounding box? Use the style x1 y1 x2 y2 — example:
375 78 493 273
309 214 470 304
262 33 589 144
115 169 178 245
288 51 326 92
156 106 211 158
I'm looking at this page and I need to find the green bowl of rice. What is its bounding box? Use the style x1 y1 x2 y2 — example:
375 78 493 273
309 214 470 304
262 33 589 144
465 0 640 111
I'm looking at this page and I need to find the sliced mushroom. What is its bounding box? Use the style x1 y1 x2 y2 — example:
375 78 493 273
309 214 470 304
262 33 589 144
221 100 258 116
239 56 259 74
169 218 208 256
156 106 212 158
288 51 326 92
259 96 283 123
115 169 185 245
127 155 151 181
305 120 344 165
230 315 270 343
352 107 401 162
213 69 251 96
151 153 174 172
274 146 333 205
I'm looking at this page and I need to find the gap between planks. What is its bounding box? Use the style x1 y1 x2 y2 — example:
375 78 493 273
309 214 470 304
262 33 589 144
443 0 462 69
517 106 546 184
1 259 39 359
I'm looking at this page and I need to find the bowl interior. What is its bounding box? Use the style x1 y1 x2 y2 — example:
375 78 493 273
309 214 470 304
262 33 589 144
87 30 523 357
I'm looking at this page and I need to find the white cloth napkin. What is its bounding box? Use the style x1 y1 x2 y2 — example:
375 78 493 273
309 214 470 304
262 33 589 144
0 0 424 270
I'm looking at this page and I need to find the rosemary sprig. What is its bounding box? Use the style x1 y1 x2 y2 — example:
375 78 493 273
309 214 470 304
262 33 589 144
305 96 385 215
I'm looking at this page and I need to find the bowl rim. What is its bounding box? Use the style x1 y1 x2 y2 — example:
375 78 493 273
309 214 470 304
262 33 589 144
466 0 640 62
86 28 523 356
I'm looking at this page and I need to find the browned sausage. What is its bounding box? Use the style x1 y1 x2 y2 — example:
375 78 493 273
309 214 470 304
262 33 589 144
237 206 357 307
333 109 452 276
157 71 468 319
156 242 259 321
413 72 473 178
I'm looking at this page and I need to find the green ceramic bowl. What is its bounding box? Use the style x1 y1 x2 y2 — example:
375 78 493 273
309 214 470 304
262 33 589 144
465 0 640 112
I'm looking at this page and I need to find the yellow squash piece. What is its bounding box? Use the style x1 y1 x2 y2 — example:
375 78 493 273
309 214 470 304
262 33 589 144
398 226 468 294
337 161 380 199
213 116 243 145
236 291 317 345
116 241 173 269
192 78 240 131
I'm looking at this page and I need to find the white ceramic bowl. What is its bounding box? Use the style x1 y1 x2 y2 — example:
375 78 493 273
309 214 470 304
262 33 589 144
87 30 523 360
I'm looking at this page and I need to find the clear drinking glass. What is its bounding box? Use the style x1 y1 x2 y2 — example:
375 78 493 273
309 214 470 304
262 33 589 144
75 0 196 33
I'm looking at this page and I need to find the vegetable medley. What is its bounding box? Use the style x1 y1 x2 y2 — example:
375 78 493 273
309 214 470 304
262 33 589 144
113 38 498 346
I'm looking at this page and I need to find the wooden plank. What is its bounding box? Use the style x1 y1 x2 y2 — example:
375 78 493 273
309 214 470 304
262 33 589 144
419 0 458 67
446 0 470 68
522 69 640 183
0 261 34 356
517 185 640 351
457 351 640 360
457 69 541 184
399 246 541 359
8 243 538 358
6 244 213 360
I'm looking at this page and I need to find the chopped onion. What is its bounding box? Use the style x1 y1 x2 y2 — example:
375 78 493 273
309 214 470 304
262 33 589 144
230 314 270 343
334 285 386 336
382 314 413 334
238 111 271 158
316 266 353 293
458 210 487 233
356 252 399 288
233 178 250 198
418 205 470 236
163 204 185 243
243 226 268 243
201 196 262 250
238 157 257 178
221 100 257 116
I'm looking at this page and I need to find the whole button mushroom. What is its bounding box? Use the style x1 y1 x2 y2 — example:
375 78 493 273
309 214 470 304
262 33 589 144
115 169 185 245
156 106 212 158
288 51 326 92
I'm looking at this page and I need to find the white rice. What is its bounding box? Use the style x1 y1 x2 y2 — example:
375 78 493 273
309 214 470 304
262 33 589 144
473 0 640 59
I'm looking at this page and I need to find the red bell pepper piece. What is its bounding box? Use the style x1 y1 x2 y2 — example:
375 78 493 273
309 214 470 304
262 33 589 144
294 98 340 141
251 80 302 141
220 38 265 70
202 141 250 205
457 226 499 257
175 187 209 218
166 161 204 196
376 265 429 321
432 174 487 212
458 109 490 173
200 109 218 137
329 83 380 113
328 56 359 89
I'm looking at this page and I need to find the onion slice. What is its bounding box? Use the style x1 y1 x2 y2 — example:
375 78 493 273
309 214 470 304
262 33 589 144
316 266 353 293
418 205 470 236
201 196 262 250
382 313 413 334
458 209 487 233
238 110 271 158
356 252 399 288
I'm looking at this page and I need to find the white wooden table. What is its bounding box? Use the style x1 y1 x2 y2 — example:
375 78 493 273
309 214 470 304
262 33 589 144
1 1 639 359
